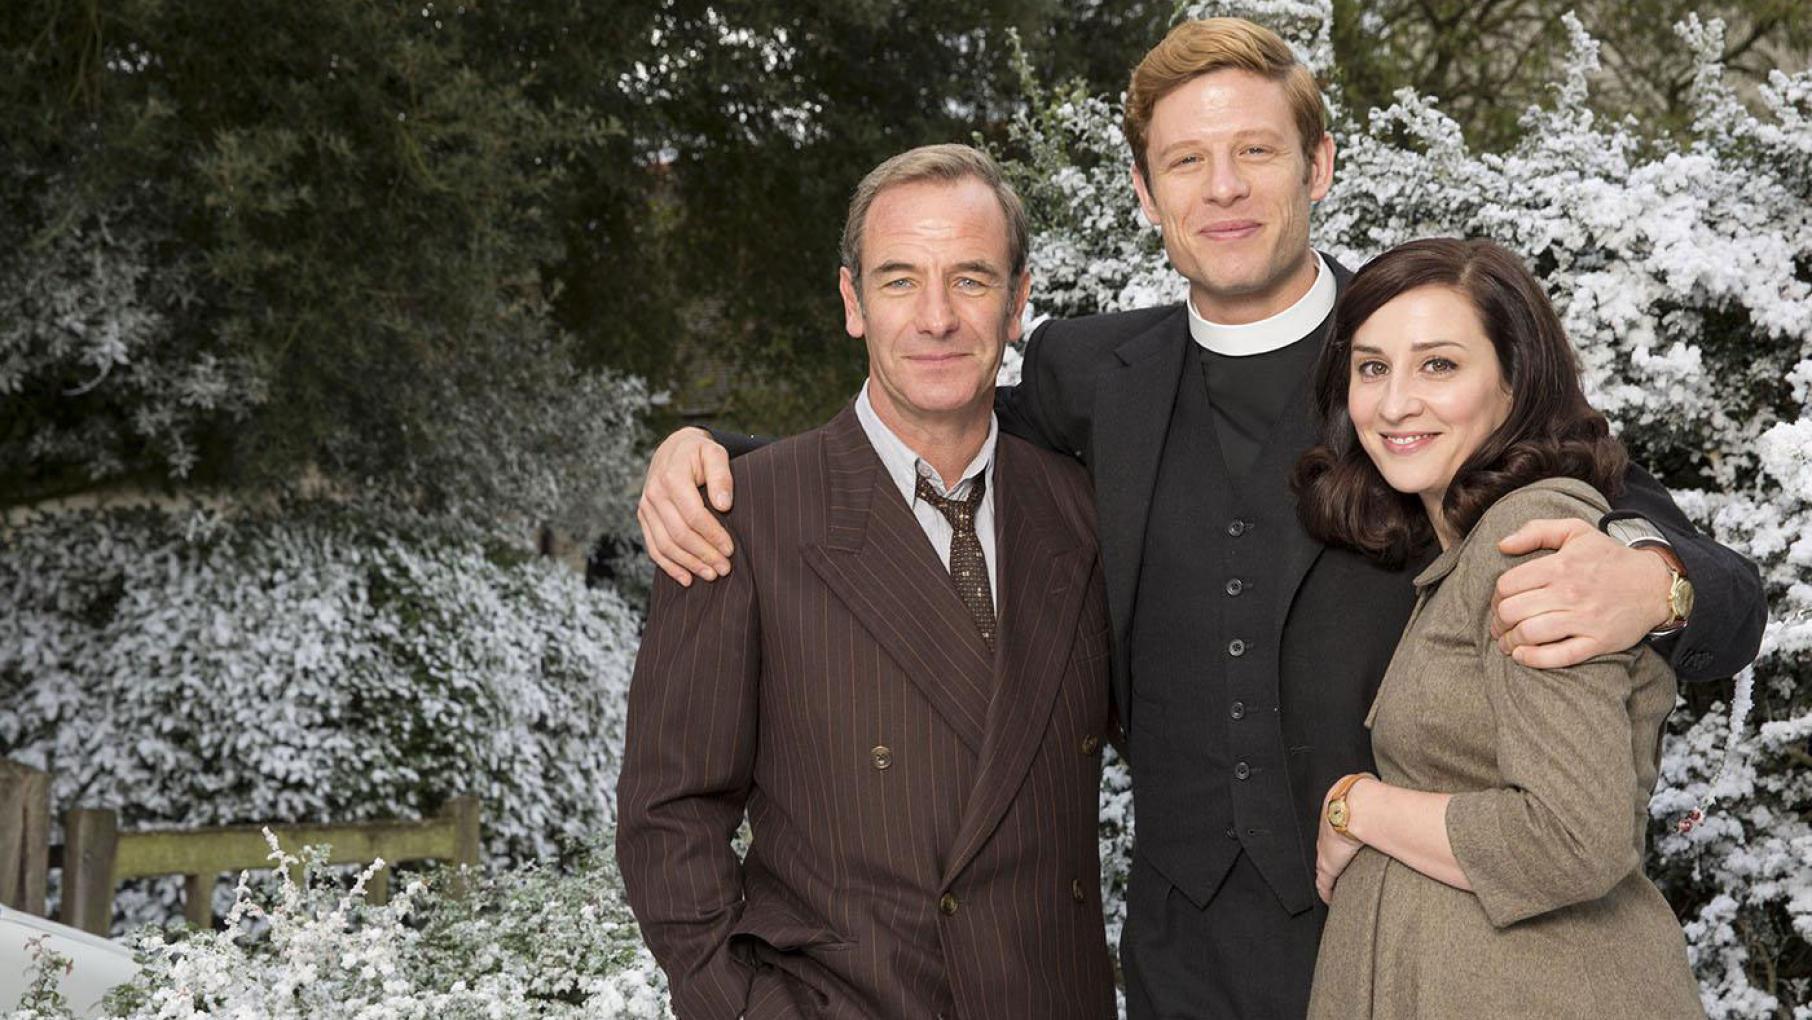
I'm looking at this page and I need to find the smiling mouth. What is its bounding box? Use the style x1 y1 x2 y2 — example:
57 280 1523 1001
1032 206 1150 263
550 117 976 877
1200 221 1261 240
1381 432 1438 451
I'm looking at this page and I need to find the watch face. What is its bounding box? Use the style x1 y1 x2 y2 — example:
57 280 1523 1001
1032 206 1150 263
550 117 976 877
1673 575 1695 621
1328 801 1349 829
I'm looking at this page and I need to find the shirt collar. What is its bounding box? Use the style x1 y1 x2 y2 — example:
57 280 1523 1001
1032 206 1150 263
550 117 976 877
854 381 997 502
1186 251 1337 357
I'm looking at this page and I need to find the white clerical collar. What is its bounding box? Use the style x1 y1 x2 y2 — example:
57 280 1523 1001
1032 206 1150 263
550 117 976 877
1186 251 1337 357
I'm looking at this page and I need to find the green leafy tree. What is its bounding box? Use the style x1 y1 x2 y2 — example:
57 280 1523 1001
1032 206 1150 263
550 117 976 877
0 0 648 544
587 0 1171 434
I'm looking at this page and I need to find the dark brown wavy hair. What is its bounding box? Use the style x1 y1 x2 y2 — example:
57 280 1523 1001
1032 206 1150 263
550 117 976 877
1293 238 1627 567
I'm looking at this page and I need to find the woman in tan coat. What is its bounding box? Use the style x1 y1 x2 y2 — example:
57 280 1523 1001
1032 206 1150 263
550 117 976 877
1293 238 1702 1018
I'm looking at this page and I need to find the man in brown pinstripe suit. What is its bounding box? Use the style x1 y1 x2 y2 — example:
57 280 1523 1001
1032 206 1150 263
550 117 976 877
615 144 1118 1020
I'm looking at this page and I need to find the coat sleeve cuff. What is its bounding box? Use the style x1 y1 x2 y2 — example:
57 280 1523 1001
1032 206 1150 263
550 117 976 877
1445 790 1546 928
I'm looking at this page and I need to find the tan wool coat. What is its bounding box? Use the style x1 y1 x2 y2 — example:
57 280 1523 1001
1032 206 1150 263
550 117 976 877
1308 478 1703 1019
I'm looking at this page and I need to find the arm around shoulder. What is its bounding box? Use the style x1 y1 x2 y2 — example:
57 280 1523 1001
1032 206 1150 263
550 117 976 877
1611 462 1766 681
996 318 1088 460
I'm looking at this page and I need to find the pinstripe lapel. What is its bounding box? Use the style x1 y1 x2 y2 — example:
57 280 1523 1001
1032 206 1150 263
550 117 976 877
941 434 1092 887
801 407 996 753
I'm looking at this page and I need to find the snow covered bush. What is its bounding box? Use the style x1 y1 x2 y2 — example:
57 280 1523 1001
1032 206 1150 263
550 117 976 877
1002 1 1811 1012
0 504 642 928
8 831 667 1019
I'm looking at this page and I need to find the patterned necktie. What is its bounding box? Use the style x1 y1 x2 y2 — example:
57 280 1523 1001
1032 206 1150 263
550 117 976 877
915 473 996 653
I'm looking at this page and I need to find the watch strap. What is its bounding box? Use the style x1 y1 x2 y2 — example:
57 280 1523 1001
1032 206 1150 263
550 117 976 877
1326 772 1376 840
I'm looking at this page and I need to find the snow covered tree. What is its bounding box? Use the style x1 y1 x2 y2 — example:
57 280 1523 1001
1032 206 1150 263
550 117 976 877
1001 2 1811 1012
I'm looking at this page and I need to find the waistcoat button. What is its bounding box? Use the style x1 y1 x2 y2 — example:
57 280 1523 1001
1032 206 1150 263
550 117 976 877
871 745 893 770
939 893 959 916
1234 761 1251 780
1072 878 1087 903
1228 639 1246 657
1225 578 1244 596
1080 734 1101 756
1229 701 1246 720
1227 519 1247 537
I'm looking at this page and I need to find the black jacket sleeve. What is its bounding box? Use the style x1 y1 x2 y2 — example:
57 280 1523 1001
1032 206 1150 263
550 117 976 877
1608 462 1766 683
995 322 1084 460
707 427 772 459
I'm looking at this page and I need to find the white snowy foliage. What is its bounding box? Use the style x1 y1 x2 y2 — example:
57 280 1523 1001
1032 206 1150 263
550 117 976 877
8 834 669 1018
0 505 642 932
1003 1 1812 1012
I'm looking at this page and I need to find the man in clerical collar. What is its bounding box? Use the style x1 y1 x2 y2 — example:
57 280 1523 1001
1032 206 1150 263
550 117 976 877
628 18 1765 1019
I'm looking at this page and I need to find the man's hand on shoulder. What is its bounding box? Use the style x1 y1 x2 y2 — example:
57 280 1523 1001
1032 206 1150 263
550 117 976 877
1490 517 1675 669
638 426 737 586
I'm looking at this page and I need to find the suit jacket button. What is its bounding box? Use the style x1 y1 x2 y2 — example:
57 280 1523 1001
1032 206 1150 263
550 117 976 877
871 745 893 770
1080 734 1101 756
1234 761 1251 780
939 893 959 916
1071 878 1087 903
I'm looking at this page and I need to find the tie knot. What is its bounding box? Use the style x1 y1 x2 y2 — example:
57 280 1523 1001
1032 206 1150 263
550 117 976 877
915 473 984 526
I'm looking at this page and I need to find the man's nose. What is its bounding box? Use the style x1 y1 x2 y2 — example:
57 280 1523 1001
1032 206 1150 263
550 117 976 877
1204 155 1250 205
915 285 957 336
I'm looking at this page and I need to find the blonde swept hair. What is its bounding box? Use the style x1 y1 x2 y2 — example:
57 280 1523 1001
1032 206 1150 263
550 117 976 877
839 143 1028 288
1123 18 1327 179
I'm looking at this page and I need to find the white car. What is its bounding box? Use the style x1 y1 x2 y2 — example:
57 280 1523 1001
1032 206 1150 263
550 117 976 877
0 905 139 1017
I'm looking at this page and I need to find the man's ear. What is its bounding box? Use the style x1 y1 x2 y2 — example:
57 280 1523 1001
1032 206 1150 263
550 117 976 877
1308 134 1336 203
1006 271 1033 343
1131 162 1161 227
838 267 866 338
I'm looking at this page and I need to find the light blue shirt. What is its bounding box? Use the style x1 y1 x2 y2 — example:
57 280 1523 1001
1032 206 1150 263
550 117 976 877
854 382 999 612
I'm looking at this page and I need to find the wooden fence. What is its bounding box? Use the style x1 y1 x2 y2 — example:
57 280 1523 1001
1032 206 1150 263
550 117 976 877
0 761 50 916
2 763 480 935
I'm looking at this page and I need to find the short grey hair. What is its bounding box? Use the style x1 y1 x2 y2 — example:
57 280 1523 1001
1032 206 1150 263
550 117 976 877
839 143 1029 288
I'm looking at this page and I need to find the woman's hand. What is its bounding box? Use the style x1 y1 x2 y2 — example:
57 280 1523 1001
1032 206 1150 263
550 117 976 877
1316 779 1368 904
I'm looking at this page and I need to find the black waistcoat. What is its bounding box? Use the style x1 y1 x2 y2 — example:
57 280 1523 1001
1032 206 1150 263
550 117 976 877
1127 343 1313 909
1070 274 1431 920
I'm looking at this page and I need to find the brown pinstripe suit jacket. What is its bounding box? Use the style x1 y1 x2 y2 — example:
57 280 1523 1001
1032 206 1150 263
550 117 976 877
616 406 1116 1020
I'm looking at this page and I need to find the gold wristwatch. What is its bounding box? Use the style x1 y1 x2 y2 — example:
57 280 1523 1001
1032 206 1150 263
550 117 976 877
1602 516 1694 635
1325 772 1376 841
